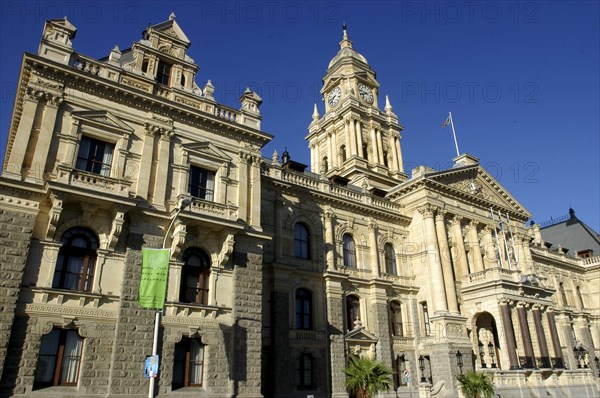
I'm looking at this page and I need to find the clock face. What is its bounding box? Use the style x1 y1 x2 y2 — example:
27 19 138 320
328 86 341 107
358 83 374 103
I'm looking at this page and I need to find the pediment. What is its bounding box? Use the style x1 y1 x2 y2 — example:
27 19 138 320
182 142 231 162
426 165 531 218
72 110 134 133
149 17 190 45
344 326 378 343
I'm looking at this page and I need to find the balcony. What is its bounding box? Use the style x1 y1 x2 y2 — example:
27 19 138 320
462 267 521 289
55 165 132 198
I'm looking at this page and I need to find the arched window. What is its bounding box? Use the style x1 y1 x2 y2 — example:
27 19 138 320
343 234 356 268
180 73 186 87
340 145 347 163
346 295 360 331
390 301 404 337
294 223 310 259
180 248 211 305
384 243 397 275
295 288 313 330
559 282 569 306
321 156 328 172
53 227 98 292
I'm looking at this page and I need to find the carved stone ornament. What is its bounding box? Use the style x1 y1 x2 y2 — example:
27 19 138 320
46 192 64 240
219 234 235 267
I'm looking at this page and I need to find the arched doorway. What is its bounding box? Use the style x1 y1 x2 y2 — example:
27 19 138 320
474 312 501 369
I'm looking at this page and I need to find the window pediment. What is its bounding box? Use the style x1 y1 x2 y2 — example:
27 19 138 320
183 142 231 164
72 110 134 136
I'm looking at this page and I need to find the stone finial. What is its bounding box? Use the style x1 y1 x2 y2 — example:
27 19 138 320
272 150 279 164
203 80 215 99
169 12 176 20
312 103 320 121
108 45 122 64
340 21 353 49
385 95 393 113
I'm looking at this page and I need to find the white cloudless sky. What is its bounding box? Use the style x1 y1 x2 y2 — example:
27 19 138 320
1 1 598 231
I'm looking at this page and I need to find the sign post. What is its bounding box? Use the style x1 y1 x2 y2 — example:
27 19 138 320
402 369 412 398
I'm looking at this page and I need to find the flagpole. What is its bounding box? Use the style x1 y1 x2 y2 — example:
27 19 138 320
506 212 518 264
449 112 460 157
149 198 191 398
490 208 504 268
498 210 513 270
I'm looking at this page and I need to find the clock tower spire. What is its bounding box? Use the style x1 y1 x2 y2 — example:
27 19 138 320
306 28 406 191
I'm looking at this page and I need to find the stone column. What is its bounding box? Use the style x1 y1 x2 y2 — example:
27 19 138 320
356 121 364 157
390 135 398 172
6 88 41 177
419 205 448 313
532 305 551 368
435 211 458 313
376 128 384 164
450 216 468 278
345 119 354 158
481 226 497 269
546 309 565 368
466 222 484 273
517 302 535 368
325 278 349 398
499 299 520 369
324 208 336 270
368 219 380 277
370 127 379 163
152 131 172 208
28 94 62 181
395 135 404 173
348 118 357 157
137 126 157 199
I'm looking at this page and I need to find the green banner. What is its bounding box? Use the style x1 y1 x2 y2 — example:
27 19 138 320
138 248 170 309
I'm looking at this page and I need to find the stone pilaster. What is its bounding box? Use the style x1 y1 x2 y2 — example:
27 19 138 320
249 156 262 228
324 208 336 270
136 126 157 199
27 94 63 182
368 219 380 277
325 277 348 398
450 216 468 278
151 130 173 208
237 153 250 222
481 226 497 269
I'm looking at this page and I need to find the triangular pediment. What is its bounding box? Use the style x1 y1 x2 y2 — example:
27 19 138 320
148 16 190 46
344 326 378 343
72 110 134 133
426 165 531 218
183 142 231 162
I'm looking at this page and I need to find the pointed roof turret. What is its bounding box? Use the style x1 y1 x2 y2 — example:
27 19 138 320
327 24 369 69
385 95 393 113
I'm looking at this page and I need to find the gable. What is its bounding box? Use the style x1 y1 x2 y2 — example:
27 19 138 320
344 326 378 343
426 165 531 218
148 16 190 46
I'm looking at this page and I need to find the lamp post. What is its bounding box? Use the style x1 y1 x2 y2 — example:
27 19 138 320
478 341 486 368
148 198 191 398
488 342 497 368
418 355 426 383
456 350 464 374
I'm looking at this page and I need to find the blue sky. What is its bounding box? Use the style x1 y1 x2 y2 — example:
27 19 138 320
1 1 598 232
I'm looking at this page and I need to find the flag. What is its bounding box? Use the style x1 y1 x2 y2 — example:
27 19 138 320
138 248 170 309
442 114 451 128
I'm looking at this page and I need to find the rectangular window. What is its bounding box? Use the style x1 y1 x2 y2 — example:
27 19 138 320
34 329 83 388
173 338 204 389
421 302 431 336
189 166 215 201
297 354 313 389
76 136 114 177
156 61 172 85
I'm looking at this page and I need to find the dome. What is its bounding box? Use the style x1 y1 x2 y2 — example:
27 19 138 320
327 26 369 70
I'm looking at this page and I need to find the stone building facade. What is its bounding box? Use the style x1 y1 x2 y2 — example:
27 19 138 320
0 15 598 398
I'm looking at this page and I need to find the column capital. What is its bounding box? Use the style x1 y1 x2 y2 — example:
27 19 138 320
368 218 377 232
450 215 463 226
516 301 530 309
498 297 514 306
324 207 335 221
532 303 546 311
417 204 437 219
45 93 64 108
435 210 447 223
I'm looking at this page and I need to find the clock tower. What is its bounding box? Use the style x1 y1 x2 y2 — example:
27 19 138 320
307 26 407 191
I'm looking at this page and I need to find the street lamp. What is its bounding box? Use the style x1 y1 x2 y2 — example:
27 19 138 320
478 341 486 368
456 350 464 374
148 198 191 398
418 355 426 383
488 342 497 368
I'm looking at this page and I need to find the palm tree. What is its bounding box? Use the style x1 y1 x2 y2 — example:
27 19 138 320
456 370 495 398
345 356 394 398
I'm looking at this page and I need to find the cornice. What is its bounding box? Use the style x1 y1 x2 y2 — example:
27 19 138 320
17 54 271 147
